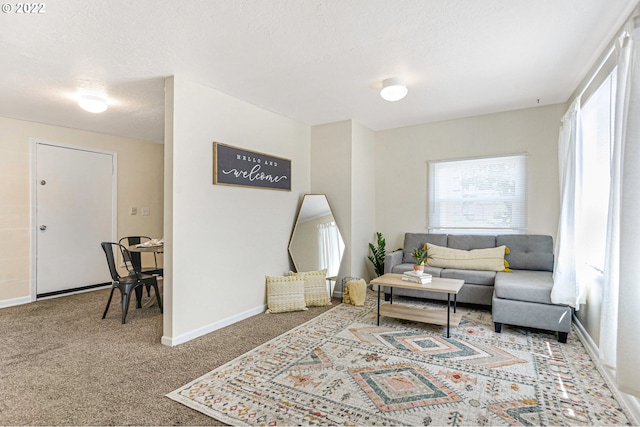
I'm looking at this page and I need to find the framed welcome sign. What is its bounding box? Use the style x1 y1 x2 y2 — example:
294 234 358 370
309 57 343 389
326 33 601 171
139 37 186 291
213 142 291 191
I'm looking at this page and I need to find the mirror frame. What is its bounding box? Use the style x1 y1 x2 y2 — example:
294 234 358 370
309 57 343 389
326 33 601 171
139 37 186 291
288 194 345 288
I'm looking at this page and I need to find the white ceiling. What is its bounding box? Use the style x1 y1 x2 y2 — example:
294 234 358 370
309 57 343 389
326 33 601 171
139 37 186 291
1 0 637 144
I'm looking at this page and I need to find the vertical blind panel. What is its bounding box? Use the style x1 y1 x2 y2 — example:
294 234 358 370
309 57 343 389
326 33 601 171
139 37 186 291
429 154 527 233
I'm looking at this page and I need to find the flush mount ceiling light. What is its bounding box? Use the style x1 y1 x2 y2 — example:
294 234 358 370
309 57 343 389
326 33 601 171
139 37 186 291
77 95 108 113
380 77 408 102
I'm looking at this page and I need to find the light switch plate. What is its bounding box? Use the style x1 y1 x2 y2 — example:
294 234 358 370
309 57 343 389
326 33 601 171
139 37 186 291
130 206 137 215
141 207 150 216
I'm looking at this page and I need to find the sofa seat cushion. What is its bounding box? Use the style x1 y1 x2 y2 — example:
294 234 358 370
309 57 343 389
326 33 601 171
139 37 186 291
495 270 554 304
392 263 442 277
440 269 496 286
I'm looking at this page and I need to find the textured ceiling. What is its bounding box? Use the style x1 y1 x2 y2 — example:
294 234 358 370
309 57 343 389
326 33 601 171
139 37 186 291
0 0 637 144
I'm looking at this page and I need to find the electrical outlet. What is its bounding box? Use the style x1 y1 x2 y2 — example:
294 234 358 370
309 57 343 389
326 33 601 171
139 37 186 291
141 207 150 216
130 206 137 215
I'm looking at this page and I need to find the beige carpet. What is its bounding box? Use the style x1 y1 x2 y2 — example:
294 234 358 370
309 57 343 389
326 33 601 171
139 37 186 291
0 285 336 426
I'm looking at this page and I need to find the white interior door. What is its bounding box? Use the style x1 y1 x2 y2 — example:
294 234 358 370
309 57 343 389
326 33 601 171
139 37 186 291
35 142 116 296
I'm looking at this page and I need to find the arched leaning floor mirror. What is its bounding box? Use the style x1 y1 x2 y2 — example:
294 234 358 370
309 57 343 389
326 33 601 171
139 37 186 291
289 194 345 296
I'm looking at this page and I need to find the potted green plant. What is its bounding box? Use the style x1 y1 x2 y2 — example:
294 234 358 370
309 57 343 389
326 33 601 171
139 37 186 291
412 244 431 274
367 232 386 277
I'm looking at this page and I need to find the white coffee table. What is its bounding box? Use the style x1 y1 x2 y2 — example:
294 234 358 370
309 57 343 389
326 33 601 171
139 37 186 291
370 273 464 338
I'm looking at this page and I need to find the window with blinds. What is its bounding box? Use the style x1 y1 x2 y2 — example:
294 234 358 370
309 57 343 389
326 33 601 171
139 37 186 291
428 154 528 234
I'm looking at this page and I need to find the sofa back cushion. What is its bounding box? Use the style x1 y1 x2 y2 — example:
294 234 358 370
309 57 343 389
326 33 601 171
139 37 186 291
403 233 447 263
497 235 554 272
447 235 496 250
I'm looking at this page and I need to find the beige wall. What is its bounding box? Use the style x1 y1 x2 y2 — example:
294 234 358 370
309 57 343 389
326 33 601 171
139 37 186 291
351 121 376 281
311 121 353 283
310 120 376 286
374 103 567 250
0 116 164 306
163 75 311 344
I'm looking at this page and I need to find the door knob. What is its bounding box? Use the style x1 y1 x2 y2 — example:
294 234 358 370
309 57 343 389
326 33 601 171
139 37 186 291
39 225 47 231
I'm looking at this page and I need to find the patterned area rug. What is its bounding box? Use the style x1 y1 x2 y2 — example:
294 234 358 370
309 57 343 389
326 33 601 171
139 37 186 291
167 293 635 426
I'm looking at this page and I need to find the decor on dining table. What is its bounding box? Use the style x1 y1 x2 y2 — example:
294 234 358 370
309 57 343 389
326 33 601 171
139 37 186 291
167 292 635 426
213 142 291 191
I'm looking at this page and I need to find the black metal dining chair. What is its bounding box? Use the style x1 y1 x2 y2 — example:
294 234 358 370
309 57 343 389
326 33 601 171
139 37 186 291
100 242 163 324
119 236 163 296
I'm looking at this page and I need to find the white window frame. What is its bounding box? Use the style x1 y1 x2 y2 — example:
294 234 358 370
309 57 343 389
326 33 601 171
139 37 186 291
428 153 528 234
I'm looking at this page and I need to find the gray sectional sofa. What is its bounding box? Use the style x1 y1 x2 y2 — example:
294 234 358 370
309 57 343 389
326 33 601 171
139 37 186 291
382 233 572 342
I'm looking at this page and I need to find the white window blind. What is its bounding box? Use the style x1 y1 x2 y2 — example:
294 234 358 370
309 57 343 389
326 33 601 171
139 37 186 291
428 154 528 234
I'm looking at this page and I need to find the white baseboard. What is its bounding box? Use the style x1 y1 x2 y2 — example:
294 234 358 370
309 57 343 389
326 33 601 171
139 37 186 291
1 285 113 309
622 393 640 427
161 304 267 347
573 315 640 425
572 314 600 356
0 296 32 309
